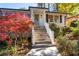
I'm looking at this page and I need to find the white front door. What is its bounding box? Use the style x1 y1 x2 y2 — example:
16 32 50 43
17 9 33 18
34 14 39 25
34 12 45 26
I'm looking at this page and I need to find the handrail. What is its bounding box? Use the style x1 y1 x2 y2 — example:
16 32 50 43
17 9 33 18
44 22 55 45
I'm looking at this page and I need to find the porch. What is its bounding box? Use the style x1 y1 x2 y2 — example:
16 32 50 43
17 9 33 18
30 7 47 26
46 12 67 27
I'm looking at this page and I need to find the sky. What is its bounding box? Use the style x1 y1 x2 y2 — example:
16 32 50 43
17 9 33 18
0 3 37 9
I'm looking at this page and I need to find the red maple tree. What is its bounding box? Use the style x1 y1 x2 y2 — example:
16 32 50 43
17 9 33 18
0 12 32 46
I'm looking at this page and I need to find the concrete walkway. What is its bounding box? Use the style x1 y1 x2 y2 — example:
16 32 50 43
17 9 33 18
26 47 60 56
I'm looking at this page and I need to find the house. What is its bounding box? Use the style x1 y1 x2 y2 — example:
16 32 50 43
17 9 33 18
66 14 79 26
0 3 70 46
0 3 68 27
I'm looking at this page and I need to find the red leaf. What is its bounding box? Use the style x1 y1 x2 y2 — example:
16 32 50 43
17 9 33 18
0 33 8 41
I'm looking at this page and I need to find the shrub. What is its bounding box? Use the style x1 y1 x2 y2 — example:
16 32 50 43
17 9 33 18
49 23 60 38
0 12 32 55
72 29 79 37
62 26 72 36
70 20 77 27
0 12 32 47
56 35 79 56
70 27 79 37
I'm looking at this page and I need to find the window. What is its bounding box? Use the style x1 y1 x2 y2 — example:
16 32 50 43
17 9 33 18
49 15 53 22
54 15 59 22
60 15 62 23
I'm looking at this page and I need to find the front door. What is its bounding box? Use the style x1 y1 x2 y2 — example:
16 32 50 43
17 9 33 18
34 14 39 25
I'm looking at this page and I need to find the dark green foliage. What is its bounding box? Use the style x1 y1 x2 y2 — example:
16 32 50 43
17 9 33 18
49 23 60 38
72 29 79 37
70 20 77 27
70 20 79 37
56 35 79 56
62 26 72 35
0 41 8 48
49 21 79 55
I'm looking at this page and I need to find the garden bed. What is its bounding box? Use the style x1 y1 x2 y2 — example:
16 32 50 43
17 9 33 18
49 22 79 56
56 36 79 56
0 38 32 56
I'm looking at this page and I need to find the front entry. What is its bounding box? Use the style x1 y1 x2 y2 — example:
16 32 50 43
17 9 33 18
34 14 39 25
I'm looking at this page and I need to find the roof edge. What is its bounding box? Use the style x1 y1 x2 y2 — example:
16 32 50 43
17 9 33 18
29 6 48 10
0 8 29 11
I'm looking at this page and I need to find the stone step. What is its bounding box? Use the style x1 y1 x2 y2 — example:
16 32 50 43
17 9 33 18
34 29 46 32
32 44 53 48
34 28 46 30
34 26 46 30
34 26 45 29
34 27 45 29
34 38 50 40
34 37 50 42
34 32 48 35
33 35 49 38
35 41 51 44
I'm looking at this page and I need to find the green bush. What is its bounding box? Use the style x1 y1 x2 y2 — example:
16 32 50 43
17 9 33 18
0 41 8 49
49 23 60 38
70 20 77 27
72 29 79 37
56 35 79 56
70 27 79 37
8 46 17 55
61 26 72 36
